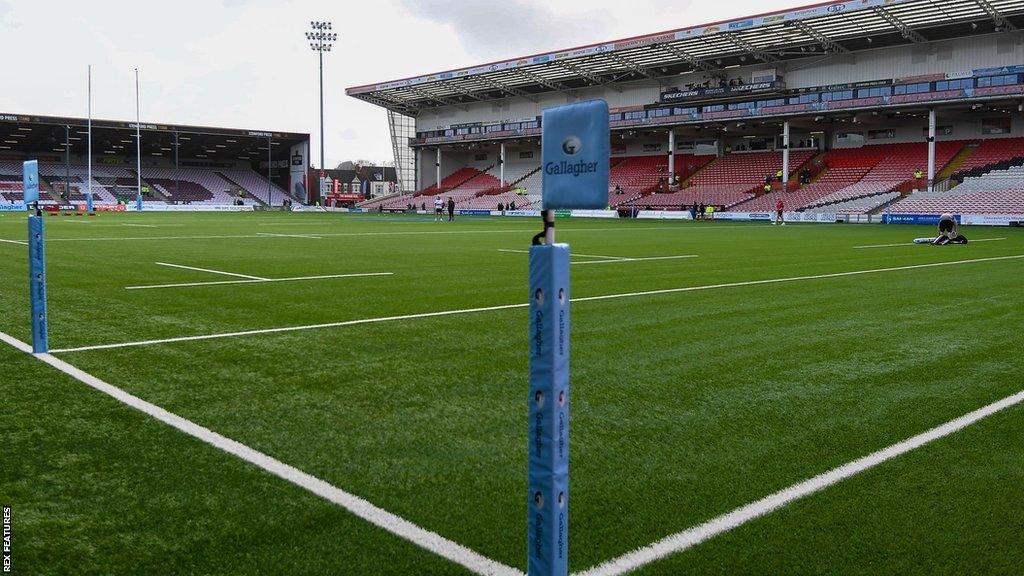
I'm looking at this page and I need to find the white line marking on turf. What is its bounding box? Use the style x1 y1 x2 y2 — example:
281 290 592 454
497 248 698 264
0 331 522 576
0 238 28 246
155 261 268 281
257 232 323 239
51 253 1024 354
854 238 1007 249
123 223 157 228
497 248 625 260
125 272 393 291
572 255 699 265
570 252 633 260
0 331 33 353
574 388 1024 576
28 225 768 243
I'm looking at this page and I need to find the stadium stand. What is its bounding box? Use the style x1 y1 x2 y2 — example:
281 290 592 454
458 191 539 210
889 161 1024 214
350 0 1024 220
512 167 543 196
359 192 416 211
608 156 667 194
37 165 118 203
417 167 494 195
889 189 1024 214
947 138 1024 178
218 169 289 206
499 163 542 192
803 142 963 209
733 166 869 211
0 161 290 206
140 167 249 205
805 192 901 215
447 169 501 196
624 150 814 209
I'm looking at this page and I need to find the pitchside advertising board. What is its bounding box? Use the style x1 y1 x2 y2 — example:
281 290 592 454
528 100 609 576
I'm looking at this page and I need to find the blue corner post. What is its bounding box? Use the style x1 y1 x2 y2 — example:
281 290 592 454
528 243 571 575
24 160 48 353
527 100 609 576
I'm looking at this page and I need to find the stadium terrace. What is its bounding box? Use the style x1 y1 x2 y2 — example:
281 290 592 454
349 0 1024 220
0 113 321 208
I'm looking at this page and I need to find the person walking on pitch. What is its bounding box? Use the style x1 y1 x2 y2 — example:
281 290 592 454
434 195 444 222
775 198 785 225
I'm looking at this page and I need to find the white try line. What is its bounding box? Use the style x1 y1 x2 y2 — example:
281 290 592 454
574 387 1024 576
854 238 1008 249
7 224 767 244
0 330 521 576
497 248 625 260
126 272 394 291
0 238 28 246
156 261 268 281
497 249 699 264
257 232 323 240
51 253 1024 354
572 255 699 265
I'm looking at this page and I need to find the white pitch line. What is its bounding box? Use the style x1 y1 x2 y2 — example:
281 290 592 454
123 223 157 228
155 261 268 281
126 272 393 291
854 237 1008 249
26 224 767 244
497 248 695 262
574 388 1024 576
0 331 521 576
572 255 699 266
0 238 28 246
570 252 633 260
257 232 323 239
497 248 626 261
51 253 1024 354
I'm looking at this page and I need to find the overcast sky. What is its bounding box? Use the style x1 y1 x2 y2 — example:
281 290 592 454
0 0 801 167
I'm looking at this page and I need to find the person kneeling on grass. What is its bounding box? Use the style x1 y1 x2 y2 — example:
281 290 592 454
916 214 968 245
933 213 967 244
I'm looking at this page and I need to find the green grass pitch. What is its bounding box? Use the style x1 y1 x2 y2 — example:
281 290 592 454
1 211 1022 575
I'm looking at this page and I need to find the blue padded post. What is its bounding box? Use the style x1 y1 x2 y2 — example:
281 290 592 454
28 215 48 353
527 243 571 576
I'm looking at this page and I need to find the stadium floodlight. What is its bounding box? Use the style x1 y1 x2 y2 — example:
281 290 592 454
305 20 337 172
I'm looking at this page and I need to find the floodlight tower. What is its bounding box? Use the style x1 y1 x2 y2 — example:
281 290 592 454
306 21 336 172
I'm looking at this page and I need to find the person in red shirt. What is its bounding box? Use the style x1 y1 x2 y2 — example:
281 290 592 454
774 198 785 226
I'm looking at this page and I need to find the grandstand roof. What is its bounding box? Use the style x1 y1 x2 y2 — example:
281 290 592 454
347 0 1024 115
0 111 308 161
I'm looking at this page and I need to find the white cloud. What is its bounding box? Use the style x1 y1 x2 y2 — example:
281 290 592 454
0 0 801 167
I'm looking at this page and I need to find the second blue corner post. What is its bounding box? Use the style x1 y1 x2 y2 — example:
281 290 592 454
23 159 48 354
528 243 571 576
28 214 48 353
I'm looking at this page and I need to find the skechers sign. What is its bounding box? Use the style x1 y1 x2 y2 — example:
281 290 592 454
541 100 609 210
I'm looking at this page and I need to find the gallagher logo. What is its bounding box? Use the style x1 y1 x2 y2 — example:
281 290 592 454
561 136 582 156
545 134 598 177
